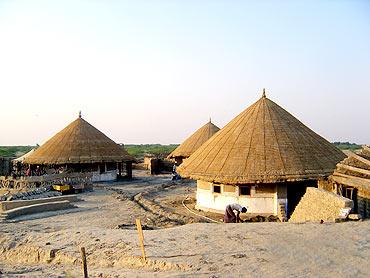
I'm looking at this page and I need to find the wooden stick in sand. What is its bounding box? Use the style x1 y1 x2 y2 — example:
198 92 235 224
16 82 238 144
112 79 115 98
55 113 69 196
80 246 88 278
136 218 146 261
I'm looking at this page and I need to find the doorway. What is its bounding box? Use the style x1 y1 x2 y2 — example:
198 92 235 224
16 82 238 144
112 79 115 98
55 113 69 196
286 180 317 218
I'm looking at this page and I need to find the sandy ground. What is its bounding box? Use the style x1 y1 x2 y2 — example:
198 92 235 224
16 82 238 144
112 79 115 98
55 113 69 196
0 170 369 277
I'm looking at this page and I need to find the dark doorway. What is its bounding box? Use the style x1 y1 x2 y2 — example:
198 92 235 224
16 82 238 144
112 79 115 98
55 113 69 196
342 186 358 213
286 180 317 218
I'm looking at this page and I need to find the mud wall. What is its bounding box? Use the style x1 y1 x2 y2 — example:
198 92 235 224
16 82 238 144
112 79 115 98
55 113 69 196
92 170 117 182
0 195 79 211
1 200 75 220
195 180 276 214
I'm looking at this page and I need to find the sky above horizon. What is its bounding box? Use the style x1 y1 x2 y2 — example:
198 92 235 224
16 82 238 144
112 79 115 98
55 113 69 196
0 0 369 145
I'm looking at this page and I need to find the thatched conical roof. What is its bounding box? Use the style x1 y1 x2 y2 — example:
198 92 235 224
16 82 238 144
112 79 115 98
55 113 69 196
178 91 346 184
13 148 37 162
168 120 220 159
24 116 134 164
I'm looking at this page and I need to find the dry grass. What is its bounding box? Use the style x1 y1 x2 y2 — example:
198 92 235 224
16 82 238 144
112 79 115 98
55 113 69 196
24 117 134 164
178 95 346 184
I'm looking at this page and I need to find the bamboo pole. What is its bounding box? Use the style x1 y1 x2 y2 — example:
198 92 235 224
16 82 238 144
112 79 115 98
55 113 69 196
135 219 146 261
80 247 88 278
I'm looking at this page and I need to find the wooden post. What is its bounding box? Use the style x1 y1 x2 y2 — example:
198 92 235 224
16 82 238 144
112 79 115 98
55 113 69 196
135 219 146 261
118 162 122 178
126 162 133 179
80 247 88 278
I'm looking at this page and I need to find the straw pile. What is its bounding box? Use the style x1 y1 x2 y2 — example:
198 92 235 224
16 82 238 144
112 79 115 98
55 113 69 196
24 116 133 164
178 92 346 184
168 120 220 159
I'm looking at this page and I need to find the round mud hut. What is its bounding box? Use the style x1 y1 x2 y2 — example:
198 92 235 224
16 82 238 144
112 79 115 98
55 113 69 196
24 114 134 182
168 120 220 165
177 90 346 220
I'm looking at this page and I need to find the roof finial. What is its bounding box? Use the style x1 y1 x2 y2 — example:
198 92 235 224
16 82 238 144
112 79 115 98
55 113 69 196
262 88 266 98
209 117 211 123
79 111 82 118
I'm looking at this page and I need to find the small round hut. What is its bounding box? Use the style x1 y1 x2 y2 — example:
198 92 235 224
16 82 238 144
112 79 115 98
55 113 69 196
24 114 134 182
178 90 346 219
168 120 220 165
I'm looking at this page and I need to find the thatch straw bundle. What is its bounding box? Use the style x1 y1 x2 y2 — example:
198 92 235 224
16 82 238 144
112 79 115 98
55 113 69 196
24 116 133 164
178 92 346 184
168 120 220 159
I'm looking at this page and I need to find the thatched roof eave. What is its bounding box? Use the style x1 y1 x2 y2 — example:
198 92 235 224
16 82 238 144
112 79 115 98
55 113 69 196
25 157 135 165
177 169 335 185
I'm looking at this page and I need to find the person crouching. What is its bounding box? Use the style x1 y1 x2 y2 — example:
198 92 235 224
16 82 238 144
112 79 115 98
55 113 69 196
224 203 247 223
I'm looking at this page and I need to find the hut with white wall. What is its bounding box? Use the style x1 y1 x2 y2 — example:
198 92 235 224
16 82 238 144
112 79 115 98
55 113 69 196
24 114 134 182
168 120 220 165
178 90 346 220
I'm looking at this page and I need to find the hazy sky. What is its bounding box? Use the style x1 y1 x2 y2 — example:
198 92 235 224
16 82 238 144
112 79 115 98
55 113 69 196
0 0 369 145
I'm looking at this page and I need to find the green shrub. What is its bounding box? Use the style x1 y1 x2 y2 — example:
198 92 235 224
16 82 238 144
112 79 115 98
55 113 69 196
124 144 178 159
0 146 35 158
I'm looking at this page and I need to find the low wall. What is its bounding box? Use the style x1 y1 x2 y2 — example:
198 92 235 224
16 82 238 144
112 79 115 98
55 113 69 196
92 170 117 182
1 201 75 220
289 187 353 222
0 195 80 211
0 172 93 190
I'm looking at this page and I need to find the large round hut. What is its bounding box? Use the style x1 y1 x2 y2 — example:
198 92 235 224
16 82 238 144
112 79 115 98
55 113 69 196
178 90 346 219
168 120 220 165
24 114 134 182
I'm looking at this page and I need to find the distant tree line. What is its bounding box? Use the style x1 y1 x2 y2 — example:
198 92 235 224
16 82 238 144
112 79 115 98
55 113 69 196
0 142 361 159
332 142 362 150
0 146 34 158
124 144 178 160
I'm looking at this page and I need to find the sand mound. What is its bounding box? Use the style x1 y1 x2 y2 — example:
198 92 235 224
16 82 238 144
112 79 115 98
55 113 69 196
0 233 191 274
